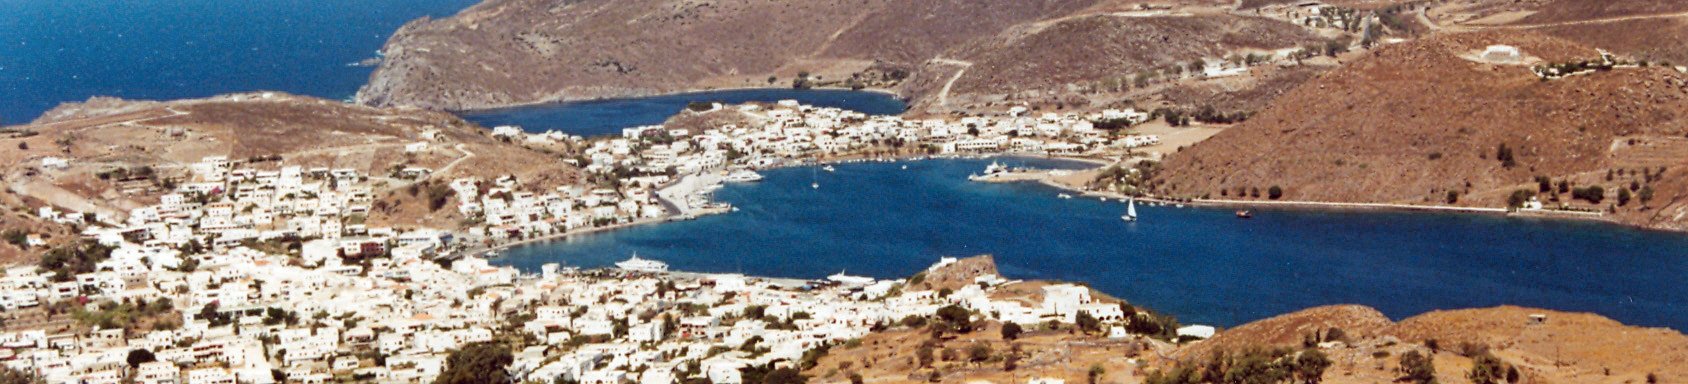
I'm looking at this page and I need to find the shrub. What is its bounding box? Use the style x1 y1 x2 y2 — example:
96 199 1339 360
1399 350 1436 384
1001 322 1022 340
1496 143 1516 168
1572 186 1605 204
1468 354 1508 384
968 343 992 363
1297 349 1333 384
1076 311 1101 333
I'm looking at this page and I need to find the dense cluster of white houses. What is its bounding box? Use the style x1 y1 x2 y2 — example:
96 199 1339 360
598 101 1162 168
2 241 1179 384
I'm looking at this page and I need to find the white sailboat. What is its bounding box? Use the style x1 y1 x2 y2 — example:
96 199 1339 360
1121 197 1139 222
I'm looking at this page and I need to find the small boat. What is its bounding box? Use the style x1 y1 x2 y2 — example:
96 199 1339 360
1057 193 1073 199
901 165 908 170
1235 210 1253 219
822 165 836 172
811 182 819 189
1121 197 1139 222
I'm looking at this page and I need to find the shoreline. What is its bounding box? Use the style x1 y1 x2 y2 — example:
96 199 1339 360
469 152 1634 259
995 168 1621 224
465 152 1109 257
446 86 905 115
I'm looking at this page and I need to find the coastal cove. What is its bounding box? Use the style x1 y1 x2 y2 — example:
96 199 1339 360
0 0 483 122
455 88 908 136
492 157 1688 332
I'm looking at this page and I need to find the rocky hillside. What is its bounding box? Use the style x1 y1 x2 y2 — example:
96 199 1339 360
355 0 1345 117
925 13 1322 111
1150 30 1688 229
355 0 1099 111
3 93 581 231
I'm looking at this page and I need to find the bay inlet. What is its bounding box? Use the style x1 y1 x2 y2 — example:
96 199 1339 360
455 90 1688 332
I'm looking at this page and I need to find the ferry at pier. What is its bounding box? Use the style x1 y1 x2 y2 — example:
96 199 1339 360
615 254 669 272
724 169 764 182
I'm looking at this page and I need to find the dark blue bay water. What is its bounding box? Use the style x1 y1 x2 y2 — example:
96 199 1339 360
497 158 1688 331
456 89 908 136
0 0 480 123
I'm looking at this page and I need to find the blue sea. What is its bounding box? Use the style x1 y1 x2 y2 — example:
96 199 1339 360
0 0 481 123
496 158 1688 331
456 89 908 136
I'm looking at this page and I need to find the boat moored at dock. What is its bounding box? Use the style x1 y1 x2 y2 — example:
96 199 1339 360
615 254 670 272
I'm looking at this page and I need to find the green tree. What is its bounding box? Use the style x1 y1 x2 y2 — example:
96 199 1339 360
1618 188 1632 206
433 343 512 384
1000 322 1023 340
968 343 992 363
1088 364 1106 384
1268 186 1284 200
1076 311 1101 333
916 345 935 368
934 305 972 334
1446 190 1460 204
126 349 157 368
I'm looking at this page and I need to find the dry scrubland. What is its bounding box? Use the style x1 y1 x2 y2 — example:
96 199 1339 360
800 257 1688 384
1151 30 1688 230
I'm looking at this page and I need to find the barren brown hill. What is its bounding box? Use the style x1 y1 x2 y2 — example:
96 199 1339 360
1162 305 1688 384
944 14 1320 97
1534 17 1688 64
1173 305 1393 361
1383 305 1688 383
1150 30 1688 229
908 13 1324 114
3 93 580 231
355 0 1099 111
1511 0 1688 25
